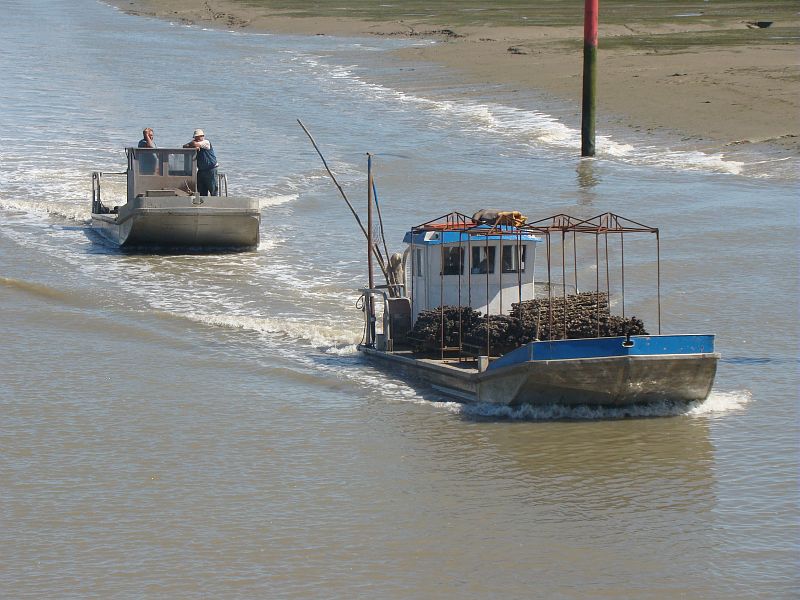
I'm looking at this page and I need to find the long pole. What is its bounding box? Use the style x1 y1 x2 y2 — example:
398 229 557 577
297 119 390 284
367 153 375 291
366 153 375 346
372 180 397 295
581 0 598 157
298 119 367 238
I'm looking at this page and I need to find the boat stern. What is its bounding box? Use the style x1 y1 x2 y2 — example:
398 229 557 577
480 335 719 407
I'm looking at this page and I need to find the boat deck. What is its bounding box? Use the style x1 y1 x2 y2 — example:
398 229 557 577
380 349 481 373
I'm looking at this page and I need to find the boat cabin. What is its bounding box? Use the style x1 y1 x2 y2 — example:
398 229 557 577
91 147 230 215
127 147 208 200
403 221 541 320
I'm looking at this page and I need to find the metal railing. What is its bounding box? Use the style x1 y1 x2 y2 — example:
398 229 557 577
359 284 407 350
91 170 126 214
217 172 228 197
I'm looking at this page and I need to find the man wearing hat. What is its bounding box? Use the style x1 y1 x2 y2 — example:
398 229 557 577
183 128 219 196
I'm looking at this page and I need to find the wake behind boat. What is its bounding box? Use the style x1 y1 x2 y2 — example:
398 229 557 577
90 147 260 249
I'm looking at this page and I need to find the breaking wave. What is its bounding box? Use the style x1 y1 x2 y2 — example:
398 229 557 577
291 53 751 177
0 197 91 223
169 310 361 348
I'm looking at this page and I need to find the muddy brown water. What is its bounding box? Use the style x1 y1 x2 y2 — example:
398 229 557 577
1 1 797 597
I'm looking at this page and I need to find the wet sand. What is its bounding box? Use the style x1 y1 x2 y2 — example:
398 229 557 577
107 0 799 155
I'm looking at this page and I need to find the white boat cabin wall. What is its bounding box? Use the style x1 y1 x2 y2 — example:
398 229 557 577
404 229 540 320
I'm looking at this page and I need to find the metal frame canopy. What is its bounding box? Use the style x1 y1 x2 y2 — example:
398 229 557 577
406 211 541 246
404 211 662 358
521 212 661 337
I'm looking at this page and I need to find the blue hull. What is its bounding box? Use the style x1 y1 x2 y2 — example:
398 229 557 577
489 335 716 369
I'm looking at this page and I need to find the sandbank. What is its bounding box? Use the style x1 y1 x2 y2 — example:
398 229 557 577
106 0 800 157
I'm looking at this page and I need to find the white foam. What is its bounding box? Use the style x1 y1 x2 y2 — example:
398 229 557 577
686 388 752 416
294 53 749 177
416 388 754 420
256 237 278 252
0 197 90 223
323 344 360 356
180 310 361 347
257 193 298 208
143 297 749 423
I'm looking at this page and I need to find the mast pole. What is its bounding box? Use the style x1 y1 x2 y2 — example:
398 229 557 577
367 153 375 290
581 0 598 157
365 153 376 346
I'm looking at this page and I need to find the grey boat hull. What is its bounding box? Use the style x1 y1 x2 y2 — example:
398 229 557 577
359 347 719 407
91 195 260 249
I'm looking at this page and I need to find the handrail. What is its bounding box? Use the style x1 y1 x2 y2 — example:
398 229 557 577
359 288 388 347
218 172 229 197
92 172 100 214
91 171 126 214
359 286 411 350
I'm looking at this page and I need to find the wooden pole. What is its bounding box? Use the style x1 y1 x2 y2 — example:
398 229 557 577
581 0 598 157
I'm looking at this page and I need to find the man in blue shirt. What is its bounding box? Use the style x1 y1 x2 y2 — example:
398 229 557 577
183 128 219 196
137 127 157 174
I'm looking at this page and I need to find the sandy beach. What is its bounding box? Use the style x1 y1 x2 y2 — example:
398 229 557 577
108 0 799 156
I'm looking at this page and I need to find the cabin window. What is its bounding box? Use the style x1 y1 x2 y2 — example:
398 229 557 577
441 247 464 275
167 153 193 176
471 245 496 274
137 150 158 175
502 244 526 273
414 248 424 277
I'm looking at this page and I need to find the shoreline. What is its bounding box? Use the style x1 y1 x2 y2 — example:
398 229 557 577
106 0 800 158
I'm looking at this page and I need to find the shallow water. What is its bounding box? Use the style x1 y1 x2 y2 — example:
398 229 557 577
0 1 798 597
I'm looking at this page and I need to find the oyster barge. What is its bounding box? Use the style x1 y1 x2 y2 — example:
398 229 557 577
91 147 260 249
359 210 719 407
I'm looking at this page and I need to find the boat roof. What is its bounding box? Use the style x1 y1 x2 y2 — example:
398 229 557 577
404 211 541 245
404 225 541 245
403 211 659 245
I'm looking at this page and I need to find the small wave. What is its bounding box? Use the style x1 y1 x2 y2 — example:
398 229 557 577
256 237 279 252
721 356 788 365
629 146 744 175
424 388 753 420
0 276 93 307
257 193 298 209
427 101 744 176
323 344 360 356
296 53 752 177
167 310 361 347
0 198 90 222
686 389 752 415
